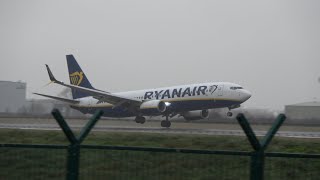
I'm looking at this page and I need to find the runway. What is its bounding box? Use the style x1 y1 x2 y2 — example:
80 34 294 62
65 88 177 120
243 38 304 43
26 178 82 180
1 124 319 138
0 118 319 138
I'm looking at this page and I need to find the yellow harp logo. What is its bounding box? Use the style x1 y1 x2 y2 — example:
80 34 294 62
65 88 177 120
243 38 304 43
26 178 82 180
69 71 84 86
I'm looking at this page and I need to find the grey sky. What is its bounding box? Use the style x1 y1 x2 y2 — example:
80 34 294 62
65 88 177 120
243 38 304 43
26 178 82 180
0 0 319 110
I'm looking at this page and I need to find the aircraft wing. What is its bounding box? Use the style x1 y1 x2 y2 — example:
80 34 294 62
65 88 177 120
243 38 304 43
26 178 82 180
33 93 80 104
45 64 142 106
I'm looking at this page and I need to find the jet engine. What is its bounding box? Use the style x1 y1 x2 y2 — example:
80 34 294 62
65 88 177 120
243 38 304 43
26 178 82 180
140 100 166 114
182 110 209 121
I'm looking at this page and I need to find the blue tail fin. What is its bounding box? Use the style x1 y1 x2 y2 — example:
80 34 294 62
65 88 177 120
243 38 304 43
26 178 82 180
66 55 94 99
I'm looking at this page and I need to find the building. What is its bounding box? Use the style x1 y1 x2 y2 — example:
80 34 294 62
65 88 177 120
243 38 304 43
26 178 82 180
0 81 27 113
0 80 83 117
285 101 320 125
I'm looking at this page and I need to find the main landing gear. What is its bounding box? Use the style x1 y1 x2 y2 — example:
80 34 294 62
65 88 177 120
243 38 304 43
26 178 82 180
135 116 146 124
161 115 171 128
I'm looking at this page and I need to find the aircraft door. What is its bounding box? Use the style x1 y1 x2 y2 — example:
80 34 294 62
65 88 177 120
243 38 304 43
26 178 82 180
217 85 224 96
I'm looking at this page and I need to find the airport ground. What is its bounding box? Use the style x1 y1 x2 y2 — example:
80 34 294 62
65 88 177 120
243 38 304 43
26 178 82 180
0 117 319 179
0 128 319 152
0 117 319 138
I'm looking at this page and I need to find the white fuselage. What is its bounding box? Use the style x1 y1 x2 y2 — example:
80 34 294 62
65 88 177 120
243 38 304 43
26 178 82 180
72 82 251 117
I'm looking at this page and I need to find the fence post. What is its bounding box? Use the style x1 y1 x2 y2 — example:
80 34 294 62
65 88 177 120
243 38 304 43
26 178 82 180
67 143 80 180
51 109 103 180
236 113 286 180
250 150 264 180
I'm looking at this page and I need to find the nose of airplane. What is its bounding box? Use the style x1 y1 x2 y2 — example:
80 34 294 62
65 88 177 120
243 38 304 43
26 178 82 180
241 90 252 102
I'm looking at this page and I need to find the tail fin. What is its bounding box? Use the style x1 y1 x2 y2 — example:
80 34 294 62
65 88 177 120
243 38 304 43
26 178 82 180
66 54 94 99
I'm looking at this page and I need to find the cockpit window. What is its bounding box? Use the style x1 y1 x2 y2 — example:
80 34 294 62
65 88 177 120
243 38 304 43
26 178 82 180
230 87 243 90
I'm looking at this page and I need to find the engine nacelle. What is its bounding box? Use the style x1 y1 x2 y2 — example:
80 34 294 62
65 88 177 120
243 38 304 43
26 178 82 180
182 110 209 121
140 100 166 114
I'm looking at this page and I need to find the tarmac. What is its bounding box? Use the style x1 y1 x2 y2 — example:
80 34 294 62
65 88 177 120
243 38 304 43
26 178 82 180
0 117 319 138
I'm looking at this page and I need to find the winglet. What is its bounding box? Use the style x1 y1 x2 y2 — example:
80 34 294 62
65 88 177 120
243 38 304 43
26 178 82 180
45 64 57 82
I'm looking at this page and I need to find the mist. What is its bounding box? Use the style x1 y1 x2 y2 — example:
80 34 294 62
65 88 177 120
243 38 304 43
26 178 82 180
1 0 319 110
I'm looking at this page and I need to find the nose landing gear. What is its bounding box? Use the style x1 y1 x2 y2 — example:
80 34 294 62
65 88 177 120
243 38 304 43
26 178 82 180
227 111 233 117
227 105 240 117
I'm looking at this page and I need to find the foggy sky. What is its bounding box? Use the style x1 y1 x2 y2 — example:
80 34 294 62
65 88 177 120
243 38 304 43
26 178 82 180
1 0 320 110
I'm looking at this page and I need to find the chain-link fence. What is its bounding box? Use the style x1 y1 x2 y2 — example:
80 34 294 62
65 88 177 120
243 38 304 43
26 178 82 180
0 145 319 180
0 145 66 180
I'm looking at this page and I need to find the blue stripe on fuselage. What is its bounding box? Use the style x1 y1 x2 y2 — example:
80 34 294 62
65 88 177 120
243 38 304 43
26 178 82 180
168 99 240 112
71 99 241 118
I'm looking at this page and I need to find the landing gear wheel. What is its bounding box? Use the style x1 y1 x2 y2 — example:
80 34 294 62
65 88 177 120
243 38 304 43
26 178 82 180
166 121 171 128
139 117 146 124
135 116 146 124
161 115 171 128
161 120 171 128
135 117 140 123
227 112 233 117
161 120 166 127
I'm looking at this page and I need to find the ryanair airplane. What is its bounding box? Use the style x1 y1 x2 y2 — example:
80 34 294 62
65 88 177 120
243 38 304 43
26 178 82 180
34 55 251 127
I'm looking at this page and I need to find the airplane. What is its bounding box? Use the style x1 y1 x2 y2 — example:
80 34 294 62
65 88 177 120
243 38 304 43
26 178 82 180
34 55 252 128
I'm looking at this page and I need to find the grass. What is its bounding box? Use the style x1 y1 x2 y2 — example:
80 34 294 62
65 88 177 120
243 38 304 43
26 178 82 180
0 129 319 180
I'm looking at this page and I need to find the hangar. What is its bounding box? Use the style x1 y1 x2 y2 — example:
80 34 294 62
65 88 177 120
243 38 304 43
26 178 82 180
285 101 320 125
0 80 83 117
0 81 27 113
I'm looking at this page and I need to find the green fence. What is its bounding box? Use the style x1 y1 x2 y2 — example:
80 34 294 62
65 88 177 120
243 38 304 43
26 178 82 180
0 109 319 180
1 144 319 180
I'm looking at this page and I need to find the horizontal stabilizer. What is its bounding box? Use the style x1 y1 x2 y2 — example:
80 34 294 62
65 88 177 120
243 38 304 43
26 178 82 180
33 93 80 104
